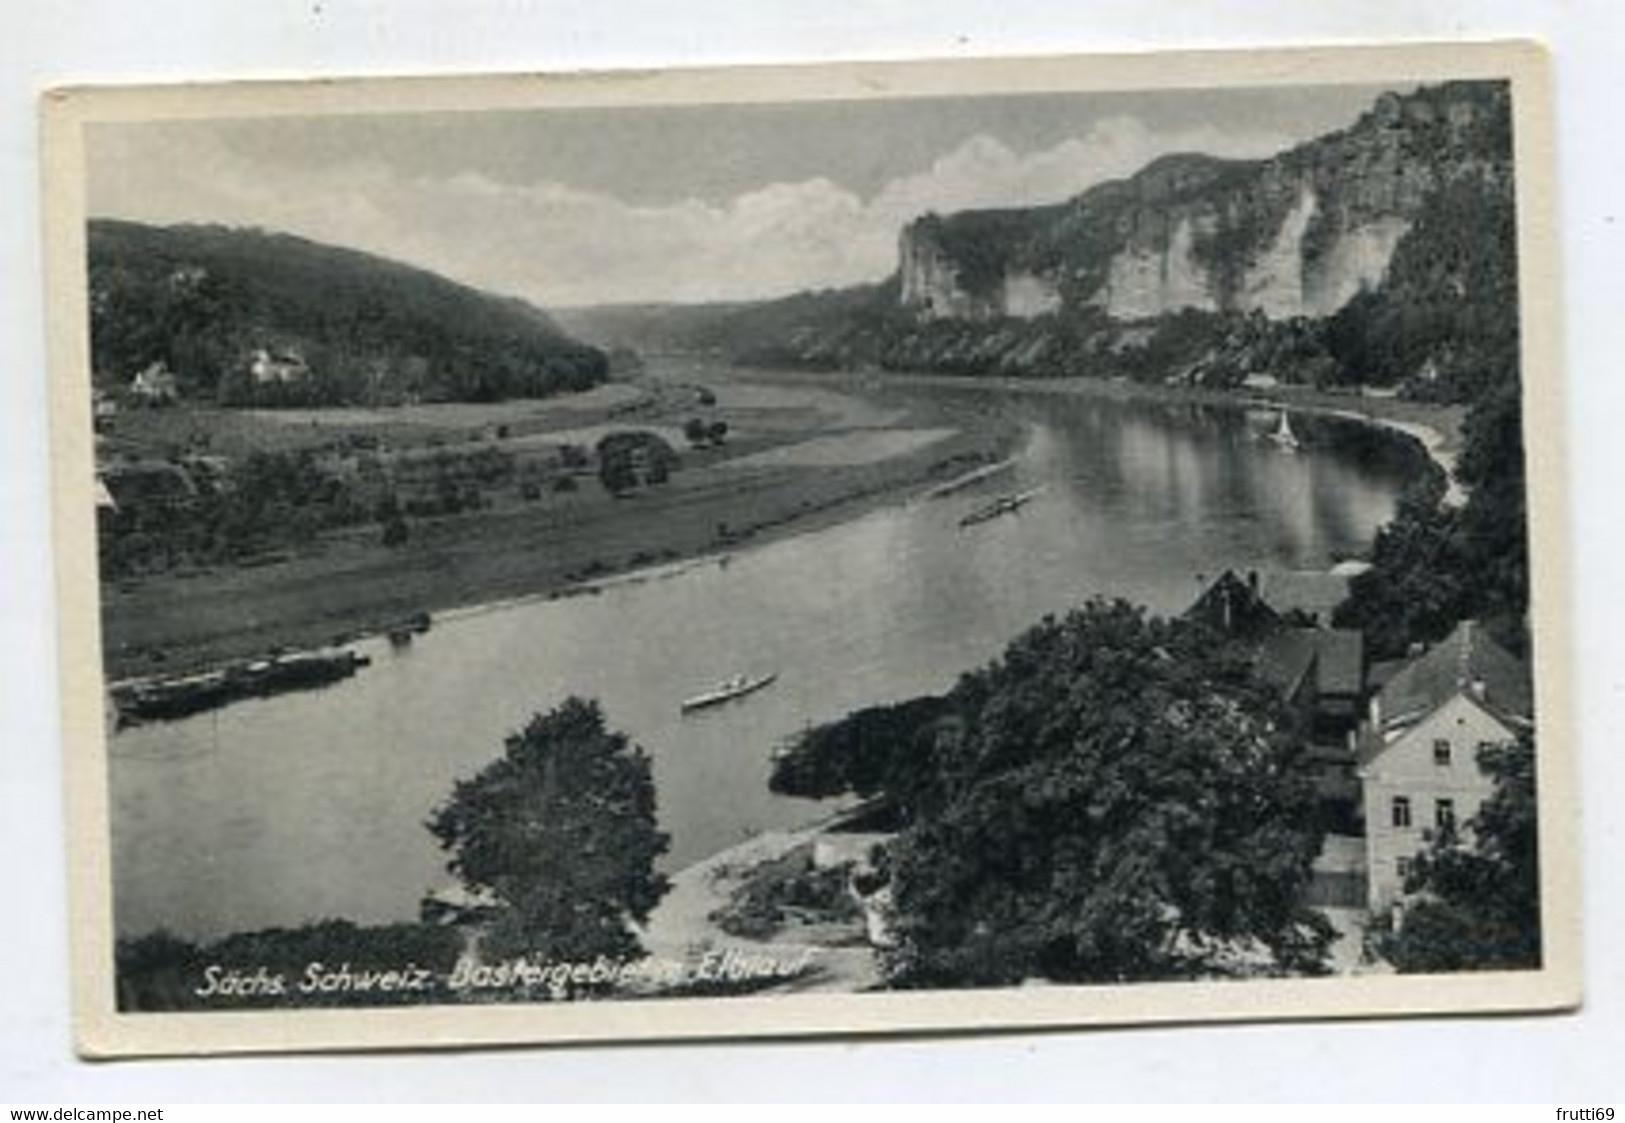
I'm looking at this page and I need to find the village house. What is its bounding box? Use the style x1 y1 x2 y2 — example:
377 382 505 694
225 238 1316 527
92 387 119 425
249 346 311 385
1356 620 1533 914
128 361 178 405
1185 568 1367 822
1186 569 1363 719
1185 569 1281 639
94 476 118 530
1186 567 1353 635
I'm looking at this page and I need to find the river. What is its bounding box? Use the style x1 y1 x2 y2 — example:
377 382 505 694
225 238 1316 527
108 378 1426 941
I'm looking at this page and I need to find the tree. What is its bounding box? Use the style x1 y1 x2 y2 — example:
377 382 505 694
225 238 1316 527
425 698 670 960
707 420 730 446
1382 737 1540 972
377 507 409 546
683 417 709 448
598 450 637 497
870 600 1332 987
1332 364 1530 661
1333 475 1470 661
1454 377 1530 655
769 695 951 814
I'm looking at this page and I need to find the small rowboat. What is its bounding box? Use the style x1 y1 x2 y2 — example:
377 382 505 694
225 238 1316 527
959 487 1043 528
680 672 778 713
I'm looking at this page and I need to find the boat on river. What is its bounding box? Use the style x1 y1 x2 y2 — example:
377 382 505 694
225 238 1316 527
111 648 370 726
386 611 433 645
1268 410 1301 451
925 458 1015 499
680 671 778 713
958 488 1042 528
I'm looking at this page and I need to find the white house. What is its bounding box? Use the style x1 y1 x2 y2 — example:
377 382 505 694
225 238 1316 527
250 346 310 385
129 361 178 403
1356 620 1532 913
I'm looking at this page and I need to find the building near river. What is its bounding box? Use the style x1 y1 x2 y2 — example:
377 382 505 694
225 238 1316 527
1356 620 1533 913
1186 573 1535 924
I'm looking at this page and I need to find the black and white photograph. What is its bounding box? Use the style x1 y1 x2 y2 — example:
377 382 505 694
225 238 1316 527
41 41 1575 1056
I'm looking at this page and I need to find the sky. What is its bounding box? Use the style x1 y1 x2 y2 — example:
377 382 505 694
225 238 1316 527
87 83 1402 309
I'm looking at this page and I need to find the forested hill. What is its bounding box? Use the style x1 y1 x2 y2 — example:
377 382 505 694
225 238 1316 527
88 220 608 406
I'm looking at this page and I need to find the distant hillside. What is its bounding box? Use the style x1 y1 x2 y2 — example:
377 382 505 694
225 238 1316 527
570 81 1518 406
555 280 898 366
89 220 608 407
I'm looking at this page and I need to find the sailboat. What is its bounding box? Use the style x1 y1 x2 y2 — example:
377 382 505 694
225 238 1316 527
1268 409 1301 451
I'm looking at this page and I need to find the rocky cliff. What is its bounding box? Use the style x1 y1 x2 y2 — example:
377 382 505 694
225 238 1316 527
896 82 1512 325
566 81 1517 404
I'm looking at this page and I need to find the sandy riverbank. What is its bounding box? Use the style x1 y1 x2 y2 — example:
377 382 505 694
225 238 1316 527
637 808 883 995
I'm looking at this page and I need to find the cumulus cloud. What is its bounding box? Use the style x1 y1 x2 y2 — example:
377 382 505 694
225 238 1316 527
88 116 1294 307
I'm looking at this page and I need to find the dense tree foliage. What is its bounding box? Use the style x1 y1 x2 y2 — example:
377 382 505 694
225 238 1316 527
98 436 537 577
426 698 669 960
1321 180 1519 400
100 448 374 576
769 695 951 813
776 600 1333 986
1332 475 1472 661
1383 738 1540 972
1334 375 1529 660
1329 146 1527 657
1454 378 1530 640
89 220 607 406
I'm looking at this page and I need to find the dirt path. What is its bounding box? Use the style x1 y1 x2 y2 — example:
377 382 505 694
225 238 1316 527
639 818 882 995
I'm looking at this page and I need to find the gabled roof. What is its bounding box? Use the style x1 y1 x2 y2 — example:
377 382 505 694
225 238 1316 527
1184 569 1279 637
1255 629 1317 696
1259 571 1351 624
1185 567 1355 635
1315 629 1365 697
1255 627 1365 700
1376 620 1532 732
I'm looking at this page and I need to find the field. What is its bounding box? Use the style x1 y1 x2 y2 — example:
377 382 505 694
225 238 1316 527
99 368 1017 679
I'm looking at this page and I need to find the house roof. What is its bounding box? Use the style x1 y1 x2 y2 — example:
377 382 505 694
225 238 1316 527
1258 571 1351 623
1186 567 1353 632
1315 629 1365 697
1255 629 1317 696
131 363 176 386
1376 620 1532 732
1184 569 1279 637
1366 658 1408 693
1255 628 1365 699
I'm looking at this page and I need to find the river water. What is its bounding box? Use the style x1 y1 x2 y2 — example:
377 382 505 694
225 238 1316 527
108 380 1425 941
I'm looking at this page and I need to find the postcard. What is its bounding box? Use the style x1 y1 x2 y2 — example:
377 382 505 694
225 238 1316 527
41 39 1577 1057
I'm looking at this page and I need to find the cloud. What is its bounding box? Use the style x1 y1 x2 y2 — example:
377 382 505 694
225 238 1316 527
88 116 1294 308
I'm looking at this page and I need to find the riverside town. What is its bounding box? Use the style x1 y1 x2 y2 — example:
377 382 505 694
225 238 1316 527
48 46 1570 1052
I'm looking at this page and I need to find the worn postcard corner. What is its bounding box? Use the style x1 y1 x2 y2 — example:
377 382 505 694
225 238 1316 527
42 39 1575 1058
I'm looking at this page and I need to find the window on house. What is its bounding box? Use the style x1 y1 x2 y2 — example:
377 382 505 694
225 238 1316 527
1436 798 1456 833
1391 795 1412 829
1396 857 1413 883
1433 739 1452 766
